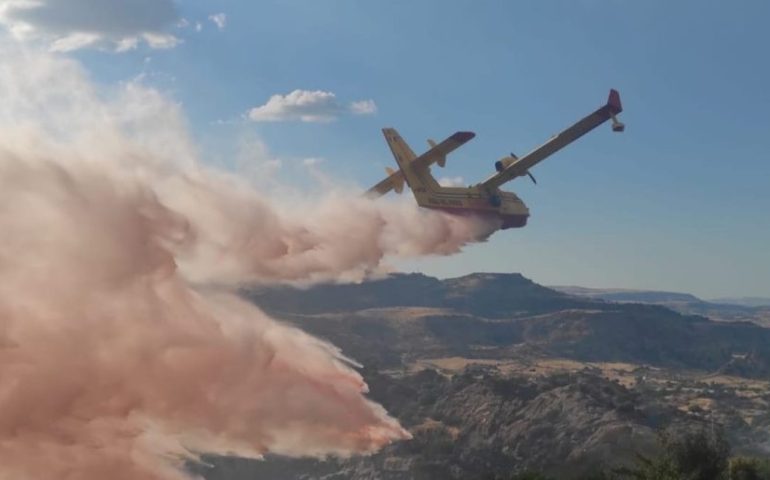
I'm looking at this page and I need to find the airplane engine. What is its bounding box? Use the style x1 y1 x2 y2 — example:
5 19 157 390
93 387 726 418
495 155 516 172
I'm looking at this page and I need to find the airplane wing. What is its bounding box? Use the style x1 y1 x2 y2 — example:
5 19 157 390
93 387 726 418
365 130 475 197
365 169 404 197
479 89 623 191
412 131 475 170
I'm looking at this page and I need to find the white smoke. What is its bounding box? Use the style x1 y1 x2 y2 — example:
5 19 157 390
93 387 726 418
0 47 498 480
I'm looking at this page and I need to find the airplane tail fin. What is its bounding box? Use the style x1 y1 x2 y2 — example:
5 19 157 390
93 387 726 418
607 88 622 114
382 128 440 194
382 127 417 165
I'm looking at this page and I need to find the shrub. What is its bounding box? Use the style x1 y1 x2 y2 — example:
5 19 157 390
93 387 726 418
729 457 770 480
615 426 730 480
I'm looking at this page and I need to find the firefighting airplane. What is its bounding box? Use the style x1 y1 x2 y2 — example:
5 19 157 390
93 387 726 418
366 89 624 229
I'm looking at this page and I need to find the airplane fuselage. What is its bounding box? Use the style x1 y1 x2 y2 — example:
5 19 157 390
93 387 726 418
413 184 530 229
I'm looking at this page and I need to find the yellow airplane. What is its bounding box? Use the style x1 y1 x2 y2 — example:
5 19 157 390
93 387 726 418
367 89 624 229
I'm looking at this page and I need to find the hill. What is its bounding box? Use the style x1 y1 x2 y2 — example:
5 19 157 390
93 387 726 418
713 297 770 308
552 285 770 327
245 273 770 376
194 273 770 479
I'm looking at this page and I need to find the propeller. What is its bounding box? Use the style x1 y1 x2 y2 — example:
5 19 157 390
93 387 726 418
509 153 536 184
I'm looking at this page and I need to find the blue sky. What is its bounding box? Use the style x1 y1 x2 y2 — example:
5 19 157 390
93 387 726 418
3 0 769 298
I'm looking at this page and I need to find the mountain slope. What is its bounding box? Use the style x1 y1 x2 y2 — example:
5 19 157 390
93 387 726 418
244 273 770 376
194 369 682 480
201 273 770 480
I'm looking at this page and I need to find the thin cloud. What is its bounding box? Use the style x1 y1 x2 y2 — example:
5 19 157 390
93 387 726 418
0 0 181 52
208 13 226 30
350 99 377 115
248 89 377 123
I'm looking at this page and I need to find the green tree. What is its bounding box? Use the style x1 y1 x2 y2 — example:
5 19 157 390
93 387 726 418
665 427 730 480
616 426 730 480
729 457 770 480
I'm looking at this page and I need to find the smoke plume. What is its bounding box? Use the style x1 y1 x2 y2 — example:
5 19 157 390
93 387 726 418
0 48 498 479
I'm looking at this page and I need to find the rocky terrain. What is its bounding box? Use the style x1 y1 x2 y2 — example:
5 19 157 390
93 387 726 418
194 273 770 479
195 368 678 479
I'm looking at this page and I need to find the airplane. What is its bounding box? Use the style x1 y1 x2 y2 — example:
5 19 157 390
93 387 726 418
366 89 624 229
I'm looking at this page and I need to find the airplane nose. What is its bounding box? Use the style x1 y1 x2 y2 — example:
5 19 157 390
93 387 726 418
500 214 528 229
